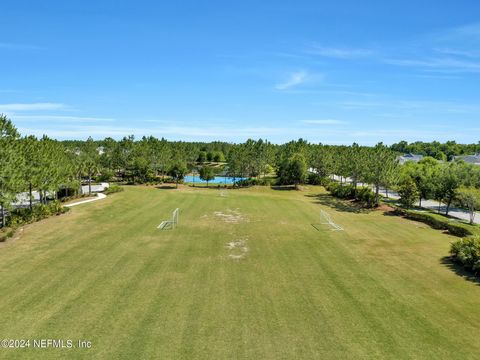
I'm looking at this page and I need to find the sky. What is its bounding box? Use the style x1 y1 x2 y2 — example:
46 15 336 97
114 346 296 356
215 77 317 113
1 0 479 145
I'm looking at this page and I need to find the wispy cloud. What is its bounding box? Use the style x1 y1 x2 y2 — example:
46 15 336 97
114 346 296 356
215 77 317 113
334 99 480 114
435 22 480 43
275 71 309 90
0 103 65 111
0 43 44 50
433 47 480 58
302 119 348 125
19 124 315 140
12 115 115 122
381 22 480 74
305 44 373 59
384 57 480 73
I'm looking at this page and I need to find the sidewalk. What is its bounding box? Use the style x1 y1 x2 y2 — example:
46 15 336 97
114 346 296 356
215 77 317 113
65 193 107 207
330 175 479 224
382 189 479 225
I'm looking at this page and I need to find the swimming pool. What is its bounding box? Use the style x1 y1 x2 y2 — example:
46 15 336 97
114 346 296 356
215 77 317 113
184 175 247 184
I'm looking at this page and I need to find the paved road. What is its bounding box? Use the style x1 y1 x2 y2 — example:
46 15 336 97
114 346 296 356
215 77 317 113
12 183 109 208
330 175 479 224
382 189 479 225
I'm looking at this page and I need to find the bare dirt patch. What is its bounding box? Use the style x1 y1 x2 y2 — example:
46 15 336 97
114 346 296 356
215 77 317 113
376 203 395 213
226 238 249 260
213 208 248 223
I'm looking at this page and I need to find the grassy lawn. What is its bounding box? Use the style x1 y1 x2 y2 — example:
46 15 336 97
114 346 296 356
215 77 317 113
1 185 479 359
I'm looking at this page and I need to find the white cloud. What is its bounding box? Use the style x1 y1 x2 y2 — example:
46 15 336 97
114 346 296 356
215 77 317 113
302 119 348 125
384 57 480 73
0 103 65 111
433 47 480 58
13 115 115 122
306 44 373 59
275 71 309 90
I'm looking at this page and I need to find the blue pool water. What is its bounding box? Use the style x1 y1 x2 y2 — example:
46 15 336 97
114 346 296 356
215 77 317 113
184 175 247 184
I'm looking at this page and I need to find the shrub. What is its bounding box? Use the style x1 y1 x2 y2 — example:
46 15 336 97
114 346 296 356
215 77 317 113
60 193 91 203
257 178 274 186
394 208 474 237
327 183 355 199
450 236 480 274
104 185 124 195
7 201 69 229
236 179 256 187
357 187 376 208
307 173 330 185
97 170 115 182
0 228 15 242
325 182 377 208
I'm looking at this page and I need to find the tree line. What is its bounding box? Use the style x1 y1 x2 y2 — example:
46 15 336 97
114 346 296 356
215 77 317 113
1 114 480 227
391 140 480 161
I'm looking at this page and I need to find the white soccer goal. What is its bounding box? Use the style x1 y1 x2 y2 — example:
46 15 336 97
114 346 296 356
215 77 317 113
158 208 180 230
318 210 344 231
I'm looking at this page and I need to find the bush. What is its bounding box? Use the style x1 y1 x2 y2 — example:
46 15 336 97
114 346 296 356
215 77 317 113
357 187 376 208
326 183 355 199
236 179 256 187
257 178 274 186
7 201 69 229
307 173 331 185
394 208 474 237
60 193 91 203
104 185 124 195
450 236 480 274
96 170 115 182
0 228 15 242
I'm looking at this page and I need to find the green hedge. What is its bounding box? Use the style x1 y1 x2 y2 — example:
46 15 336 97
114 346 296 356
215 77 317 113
104 185 124 195
8 202 69 228
307 173 331 186
325 182 376 208
1 201 70 242
236 178 275 187
0 228 15 242
450 236 480 274
394 208 474 237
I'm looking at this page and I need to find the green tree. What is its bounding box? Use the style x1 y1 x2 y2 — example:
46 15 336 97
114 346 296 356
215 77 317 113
278 153 307 189
168 161 187 188
456 187 480 224
21 136 41 210
364 143 399 205
199 166 215 187
433 163 461 215
0 115 22 227
398 177 419 209
80 137 100 194
312 145 334 179
404 157 439 206
197 151 207 163
213 151 226 162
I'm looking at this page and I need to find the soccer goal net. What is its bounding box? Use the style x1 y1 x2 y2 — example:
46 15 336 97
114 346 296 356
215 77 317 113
318 210 343 231
158 208 180 230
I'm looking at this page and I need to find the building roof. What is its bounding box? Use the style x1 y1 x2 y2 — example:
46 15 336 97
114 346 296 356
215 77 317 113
398 153 424 164
453 153 480 165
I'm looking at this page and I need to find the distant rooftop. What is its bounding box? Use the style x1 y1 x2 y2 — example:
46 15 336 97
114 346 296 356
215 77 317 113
398 153 424 164
453 153 480 165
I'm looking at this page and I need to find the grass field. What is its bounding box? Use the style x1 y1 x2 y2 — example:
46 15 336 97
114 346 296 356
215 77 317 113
1 185 480 359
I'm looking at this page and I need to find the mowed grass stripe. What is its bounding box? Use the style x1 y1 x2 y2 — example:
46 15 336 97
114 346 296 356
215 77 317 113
1 186 480 359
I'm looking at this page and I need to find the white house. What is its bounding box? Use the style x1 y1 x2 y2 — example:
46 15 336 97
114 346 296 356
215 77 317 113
398 153 424 165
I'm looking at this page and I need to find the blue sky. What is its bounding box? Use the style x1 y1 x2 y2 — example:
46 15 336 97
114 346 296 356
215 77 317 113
1 0 479 144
